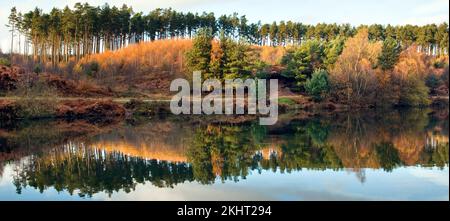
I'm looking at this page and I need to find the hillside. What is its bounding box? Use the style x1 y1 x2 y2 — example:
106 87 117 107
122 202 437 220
76 39 288 97
77 39 193 97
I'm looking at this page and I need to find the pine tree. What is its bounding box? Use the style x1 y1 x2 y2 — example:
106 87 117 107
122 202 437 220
378 37 401 71
223 40 253 79
186 28 213 78
7 3 448 67
436 23 449 55
282 39 326 87
324 37 345 68
7 7 18 63
305 69 330 102
368 24 385 41
269 22 277 46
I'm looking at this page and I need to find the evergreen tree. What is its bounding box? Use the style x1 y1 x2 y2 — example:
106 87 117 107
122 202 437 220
436 23 449 55
305 69 330 102
281 40 325 87
269 22 278 46
6 3 449 67
378 37 401 71
368 24 385 41
186 28 213 78
324 37 345 68
223 40 253 79
7 7 18 62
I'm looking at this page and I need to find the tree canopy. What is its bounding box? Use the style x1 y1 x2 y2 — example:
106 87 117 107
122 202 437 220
5 3 449 66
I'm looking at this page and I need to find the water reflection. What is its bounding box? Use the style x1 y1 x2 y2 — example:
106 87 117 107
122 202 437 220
0 108 448 200
14 144 194 197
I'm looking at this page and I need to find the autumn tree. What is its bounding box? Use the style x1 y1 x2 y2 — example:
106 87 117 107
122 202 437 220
392 47 431 106
329 29 382 105
6 3 448 70
372 37 402 106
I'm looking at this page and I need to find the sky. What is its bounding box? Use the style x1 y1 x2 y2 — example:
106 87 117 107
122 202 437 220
0 0 449 52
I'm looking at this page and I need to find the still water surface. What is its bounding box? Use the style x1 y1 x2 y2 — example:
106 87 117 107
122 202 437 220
0 108 448 200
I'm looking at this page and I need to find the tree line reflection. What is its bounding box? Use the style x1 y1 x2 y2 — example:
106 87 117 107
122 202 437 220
2 108 448 197
13 143 194 197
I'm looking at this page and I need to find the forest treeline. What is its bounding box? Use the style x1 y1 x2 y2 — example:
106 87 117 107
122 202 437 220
184 27 449 107
5 2 449 66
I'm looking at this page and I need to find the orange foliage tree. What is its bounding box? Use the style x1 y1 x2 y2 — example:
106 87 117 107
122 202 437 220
393 46 430 80
258 46 286 65
391 46 431 106
329 29 382 106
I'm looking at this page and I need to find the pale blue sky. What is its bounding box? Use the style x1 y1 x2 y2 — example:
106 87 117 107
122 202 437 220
0 0 449 52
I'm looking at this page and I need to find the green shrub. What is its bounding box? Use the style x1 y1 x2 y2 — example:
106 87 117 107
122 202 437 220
17 98 57 119
90 61 100 73
305 69 330 102
14 79 58 119
254 61 270 79
433 60 446 69
33 64 42 74
425 73 442 92
85 61 100 76
0 58 11 67
399 76 431 107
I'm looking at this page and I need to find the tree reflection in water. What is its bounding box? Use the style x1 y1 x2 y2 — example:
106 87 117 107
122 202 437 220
13 143 194 197
1 108 448 197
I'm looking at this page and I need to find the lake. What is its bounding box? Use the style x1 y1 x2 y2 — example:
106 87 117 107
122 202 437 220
0 108 448 201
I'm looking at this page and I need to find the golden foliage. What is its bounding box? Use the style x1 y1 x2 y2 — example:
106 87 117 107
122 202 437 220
84 39 193 76
90 140 188 162
329 29 382 105
393 46 429 80
391 46 432 106
258 46 286 65
78 39 193 93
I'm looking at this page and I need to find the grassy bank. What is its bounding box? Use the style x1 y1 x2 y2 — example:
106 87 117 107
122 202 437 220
2 95 447 121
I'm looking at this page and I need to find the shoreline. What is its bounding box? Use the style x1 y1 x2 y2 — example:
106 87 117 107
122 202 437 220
1 95 448 122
